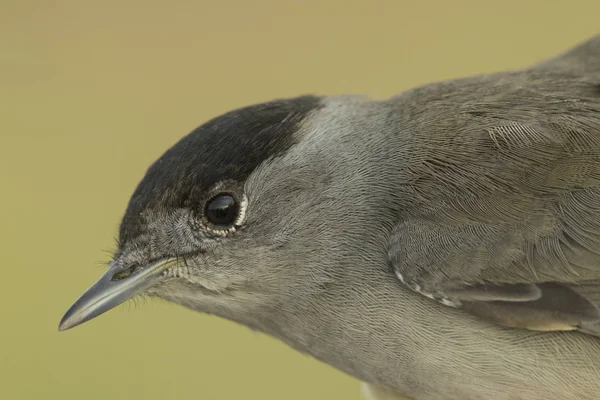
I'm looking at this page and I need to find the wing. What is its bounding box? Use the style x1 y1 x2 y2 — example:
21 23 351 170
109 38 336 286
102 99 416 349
389 44 600 336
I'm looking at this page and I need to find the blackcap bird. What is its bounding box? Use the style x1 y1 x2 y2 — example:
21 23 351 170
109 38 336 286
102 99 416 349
60 35 600 400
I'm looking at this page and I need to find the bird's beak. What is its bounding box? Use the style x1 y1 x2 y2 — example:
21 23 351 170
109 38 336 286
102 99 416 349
58 258 178 331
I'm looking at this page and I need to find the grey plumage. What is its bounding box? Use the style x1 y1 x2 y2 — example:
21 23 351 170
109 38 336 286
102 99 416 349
388 52 600 335
60 35 600 400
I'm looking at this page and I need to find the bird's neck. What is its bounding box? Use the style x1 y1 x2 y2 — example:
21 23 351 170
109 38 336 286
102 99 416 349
237 261 415 385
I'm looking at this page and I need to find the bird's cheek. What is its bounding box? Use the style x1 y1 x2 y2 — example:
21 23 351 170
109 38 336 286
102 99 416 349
185 264 246 292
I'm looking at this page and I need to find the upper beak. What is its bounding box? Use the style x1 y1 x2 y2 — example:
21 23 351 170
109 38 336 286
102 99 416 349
58 258 178 331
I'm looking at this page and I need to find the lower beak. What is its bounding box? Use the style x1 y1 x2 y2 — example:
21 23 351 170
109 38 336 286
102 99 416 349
58 258 178 331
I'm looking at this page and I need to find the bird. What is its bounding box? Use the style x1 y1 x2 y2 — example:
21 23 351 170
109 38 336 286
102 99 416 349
59 34 600 400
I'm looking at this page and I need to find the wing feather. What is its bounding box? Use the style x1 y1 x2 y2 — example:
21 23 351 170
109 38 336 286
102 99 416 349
388 50 600 335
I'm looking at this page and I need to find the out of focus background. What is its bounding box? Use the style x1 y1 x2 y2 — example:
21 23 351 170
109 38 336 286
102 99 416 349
1 1 599 399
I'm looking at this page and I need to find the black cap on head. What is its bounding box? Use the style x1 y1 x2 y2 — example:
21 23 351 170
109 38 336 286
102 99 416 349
119 95 322 243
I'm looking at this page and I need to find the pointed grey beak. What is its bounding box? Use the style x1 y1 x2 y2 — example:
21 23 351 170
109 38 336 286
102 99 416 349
58 258 178 331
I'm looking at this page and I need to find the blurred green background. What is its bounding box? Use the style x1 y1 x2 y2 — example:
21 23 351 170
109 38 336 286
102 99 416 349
1 1 599 399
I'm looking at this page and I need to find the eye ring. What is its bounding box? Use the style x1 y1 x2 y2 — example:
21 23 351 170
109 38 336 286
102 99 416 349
204 194 239 228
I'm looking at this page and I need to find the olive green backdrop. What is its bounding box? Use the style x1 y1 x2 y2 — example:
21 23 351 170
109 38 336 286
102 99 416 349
1 1 599 399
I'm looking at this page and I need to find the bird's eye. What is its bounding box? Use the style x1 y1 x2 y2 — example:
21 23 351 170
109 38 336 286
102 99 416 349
205 194 239 227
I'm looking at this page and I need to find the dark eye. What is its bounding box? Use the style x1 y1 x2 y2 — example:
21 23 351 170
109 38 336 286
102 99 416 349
205 194 239 227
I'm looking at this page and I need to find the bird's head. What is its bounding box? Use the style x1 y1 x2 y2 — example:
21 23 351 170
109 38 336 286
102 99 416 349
58 95 348 332
59 94 401 336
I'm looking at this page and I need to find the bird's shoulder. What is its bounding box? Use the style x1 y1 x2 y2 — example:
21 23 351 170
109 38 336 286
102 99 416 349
386 61 600 337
